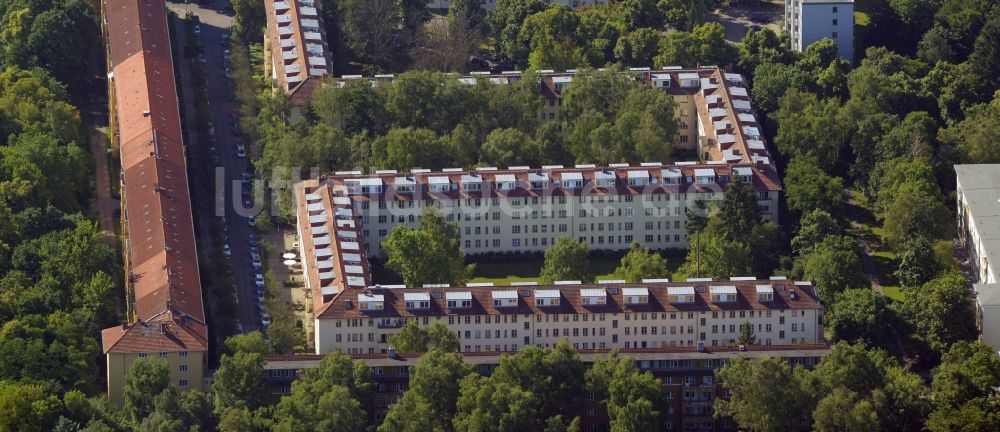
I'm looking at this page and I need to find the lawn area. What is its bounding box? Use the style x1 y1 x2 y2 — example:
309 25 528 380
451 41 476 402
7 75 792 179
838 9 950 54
882 286 905 302
468 250 688 286
855 11 870 27
848 189 903 298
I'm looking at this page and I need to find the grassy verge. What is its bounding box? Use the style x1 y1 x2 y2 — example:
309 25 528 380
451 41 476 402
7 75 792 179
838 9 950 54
462 251 687 286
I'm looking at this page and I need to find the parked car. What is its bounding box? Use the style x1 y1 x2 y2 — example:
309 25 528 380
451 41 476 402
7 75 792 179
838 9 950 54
261 316 271 327
219 33 230 46
255 274 265 286
241 172 252 185
236 145 246 158
251 253 261 268
196 53 207 64
235 321 243 334
222 244 231 257
246 216 255 227
249 234 258 247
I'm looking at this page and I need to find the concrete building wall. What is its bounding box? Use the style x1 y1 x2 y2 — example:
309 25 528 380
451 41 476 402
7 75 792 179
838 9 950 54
106 351 205 406
786 0 855 62
315 308 822 355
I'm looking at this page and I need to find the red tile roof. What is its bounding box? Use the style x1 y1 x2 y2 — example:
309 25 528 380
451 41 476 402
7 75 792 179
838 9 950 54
102 0 205 354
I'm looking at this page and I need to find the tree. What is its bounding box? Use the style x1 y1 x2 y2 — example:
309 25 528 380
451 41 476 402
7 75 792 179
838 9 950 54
586 353 666 431
812 388 879 432
231 0 266 41
613 0 665 30
383 207 473 287
680 235 753 279
738 28 792 75
479 128 541 167
0 382 63 432
940 91 1000 163
715 357 815 432
381 349 473 431
812 342 888 396
312 79 388 136
791 209 842 256
213 352 266 412
882 182 950 251
783 156 848 219
374 127 449 171
489 0 547 65
738 320 757 345
0 312 101 394
926 396 1000 432
453 374 539 432
772 89 849 171
540 237 593 283
659 0 721 31
122 359 171 425
272 352 373 432
335 0 406 70
893 236 940 287
969 6 1000 90
388 321 460 352
414 3 485 72
750 62 813 113
0 2 98 91
272 385 366 432
827 289 896 349
654 22 738 67
613 28 661 66
614 241 670 282
873 366 933 432
224 331 272 355
801 236 866 302
492 342 586 419
901 273 978 351
931 340 1000 409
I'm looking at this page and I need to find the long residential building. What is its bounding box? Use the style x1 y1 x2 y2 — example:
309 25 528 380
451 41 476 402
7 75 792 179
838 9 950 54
303 162 781 257
336 67 773 168
956 164 1000 353
100 0 207 405
264 0 333 109
262 344 832 430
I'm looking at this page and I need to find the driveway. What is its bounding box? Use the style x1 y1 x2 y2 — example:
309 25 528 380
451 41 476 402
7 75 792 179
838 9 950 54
710 2 785 42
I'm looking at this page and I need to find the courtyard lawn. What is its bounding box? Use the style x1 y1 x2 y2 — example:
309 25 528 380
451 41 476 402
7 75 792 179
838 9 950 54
467 250 687 286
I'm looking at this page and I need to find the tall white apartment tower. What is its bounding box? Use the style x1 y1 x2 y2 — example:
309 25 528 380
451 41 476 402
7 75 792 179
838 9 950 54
785 0 855 63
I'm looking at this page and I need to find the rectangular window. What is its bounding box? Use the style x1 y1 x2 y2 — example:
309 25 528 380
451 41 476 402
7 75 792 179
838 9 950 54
179 365 188 372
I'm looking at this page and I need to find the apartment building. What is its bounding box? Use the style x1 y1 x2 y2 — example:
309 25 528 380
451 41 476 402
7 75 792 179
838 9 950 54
785 0 855 62
338 67 772 168
311 277 823 355
956 164 1000 353
264 0 334 112
101 0 207 404
262 344 831 430
303 163 780 257
428 0 608 10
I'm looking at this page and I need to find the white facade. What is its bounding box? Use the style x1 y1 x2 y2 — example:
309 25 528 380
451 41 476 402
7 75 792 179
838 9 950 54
322 164 781 257
956 165 1000 354
314 281 824 355
785 0 855 62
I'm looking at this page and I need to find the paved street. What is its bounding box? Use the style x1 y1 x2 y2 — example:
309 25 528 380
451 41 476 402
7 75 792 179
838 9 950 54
168 0 264 335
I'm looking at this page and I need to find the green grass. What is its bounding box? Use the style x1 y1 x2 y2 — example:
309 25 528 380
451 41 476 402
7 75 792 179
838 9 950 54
855 12 870 27
848 189 901 295
882 286 905 302
468 251 688 286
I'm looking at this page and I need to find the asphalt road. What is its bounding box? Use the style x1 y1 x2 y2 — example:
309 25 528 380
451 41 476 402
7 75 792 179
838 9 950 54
168 0 264 335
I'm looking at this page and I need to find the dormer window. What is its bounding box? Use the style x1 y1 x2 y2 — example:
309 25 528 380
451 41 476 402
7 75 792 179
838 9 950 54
580 288 606 305
404 292 431 310
694 169 716 185
710 286 737 303
446 291 472 309
428 176 452 193
461 175 483 192
668 287 695 303
394 176 416 193
534 290 561 307
594 171 616 188
627 170 652 186
622 287 649 305
358 293 385 311
756 285 775 302
561 172 584 189
491 290 518 308
495 174 516 191
529 173 549 190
